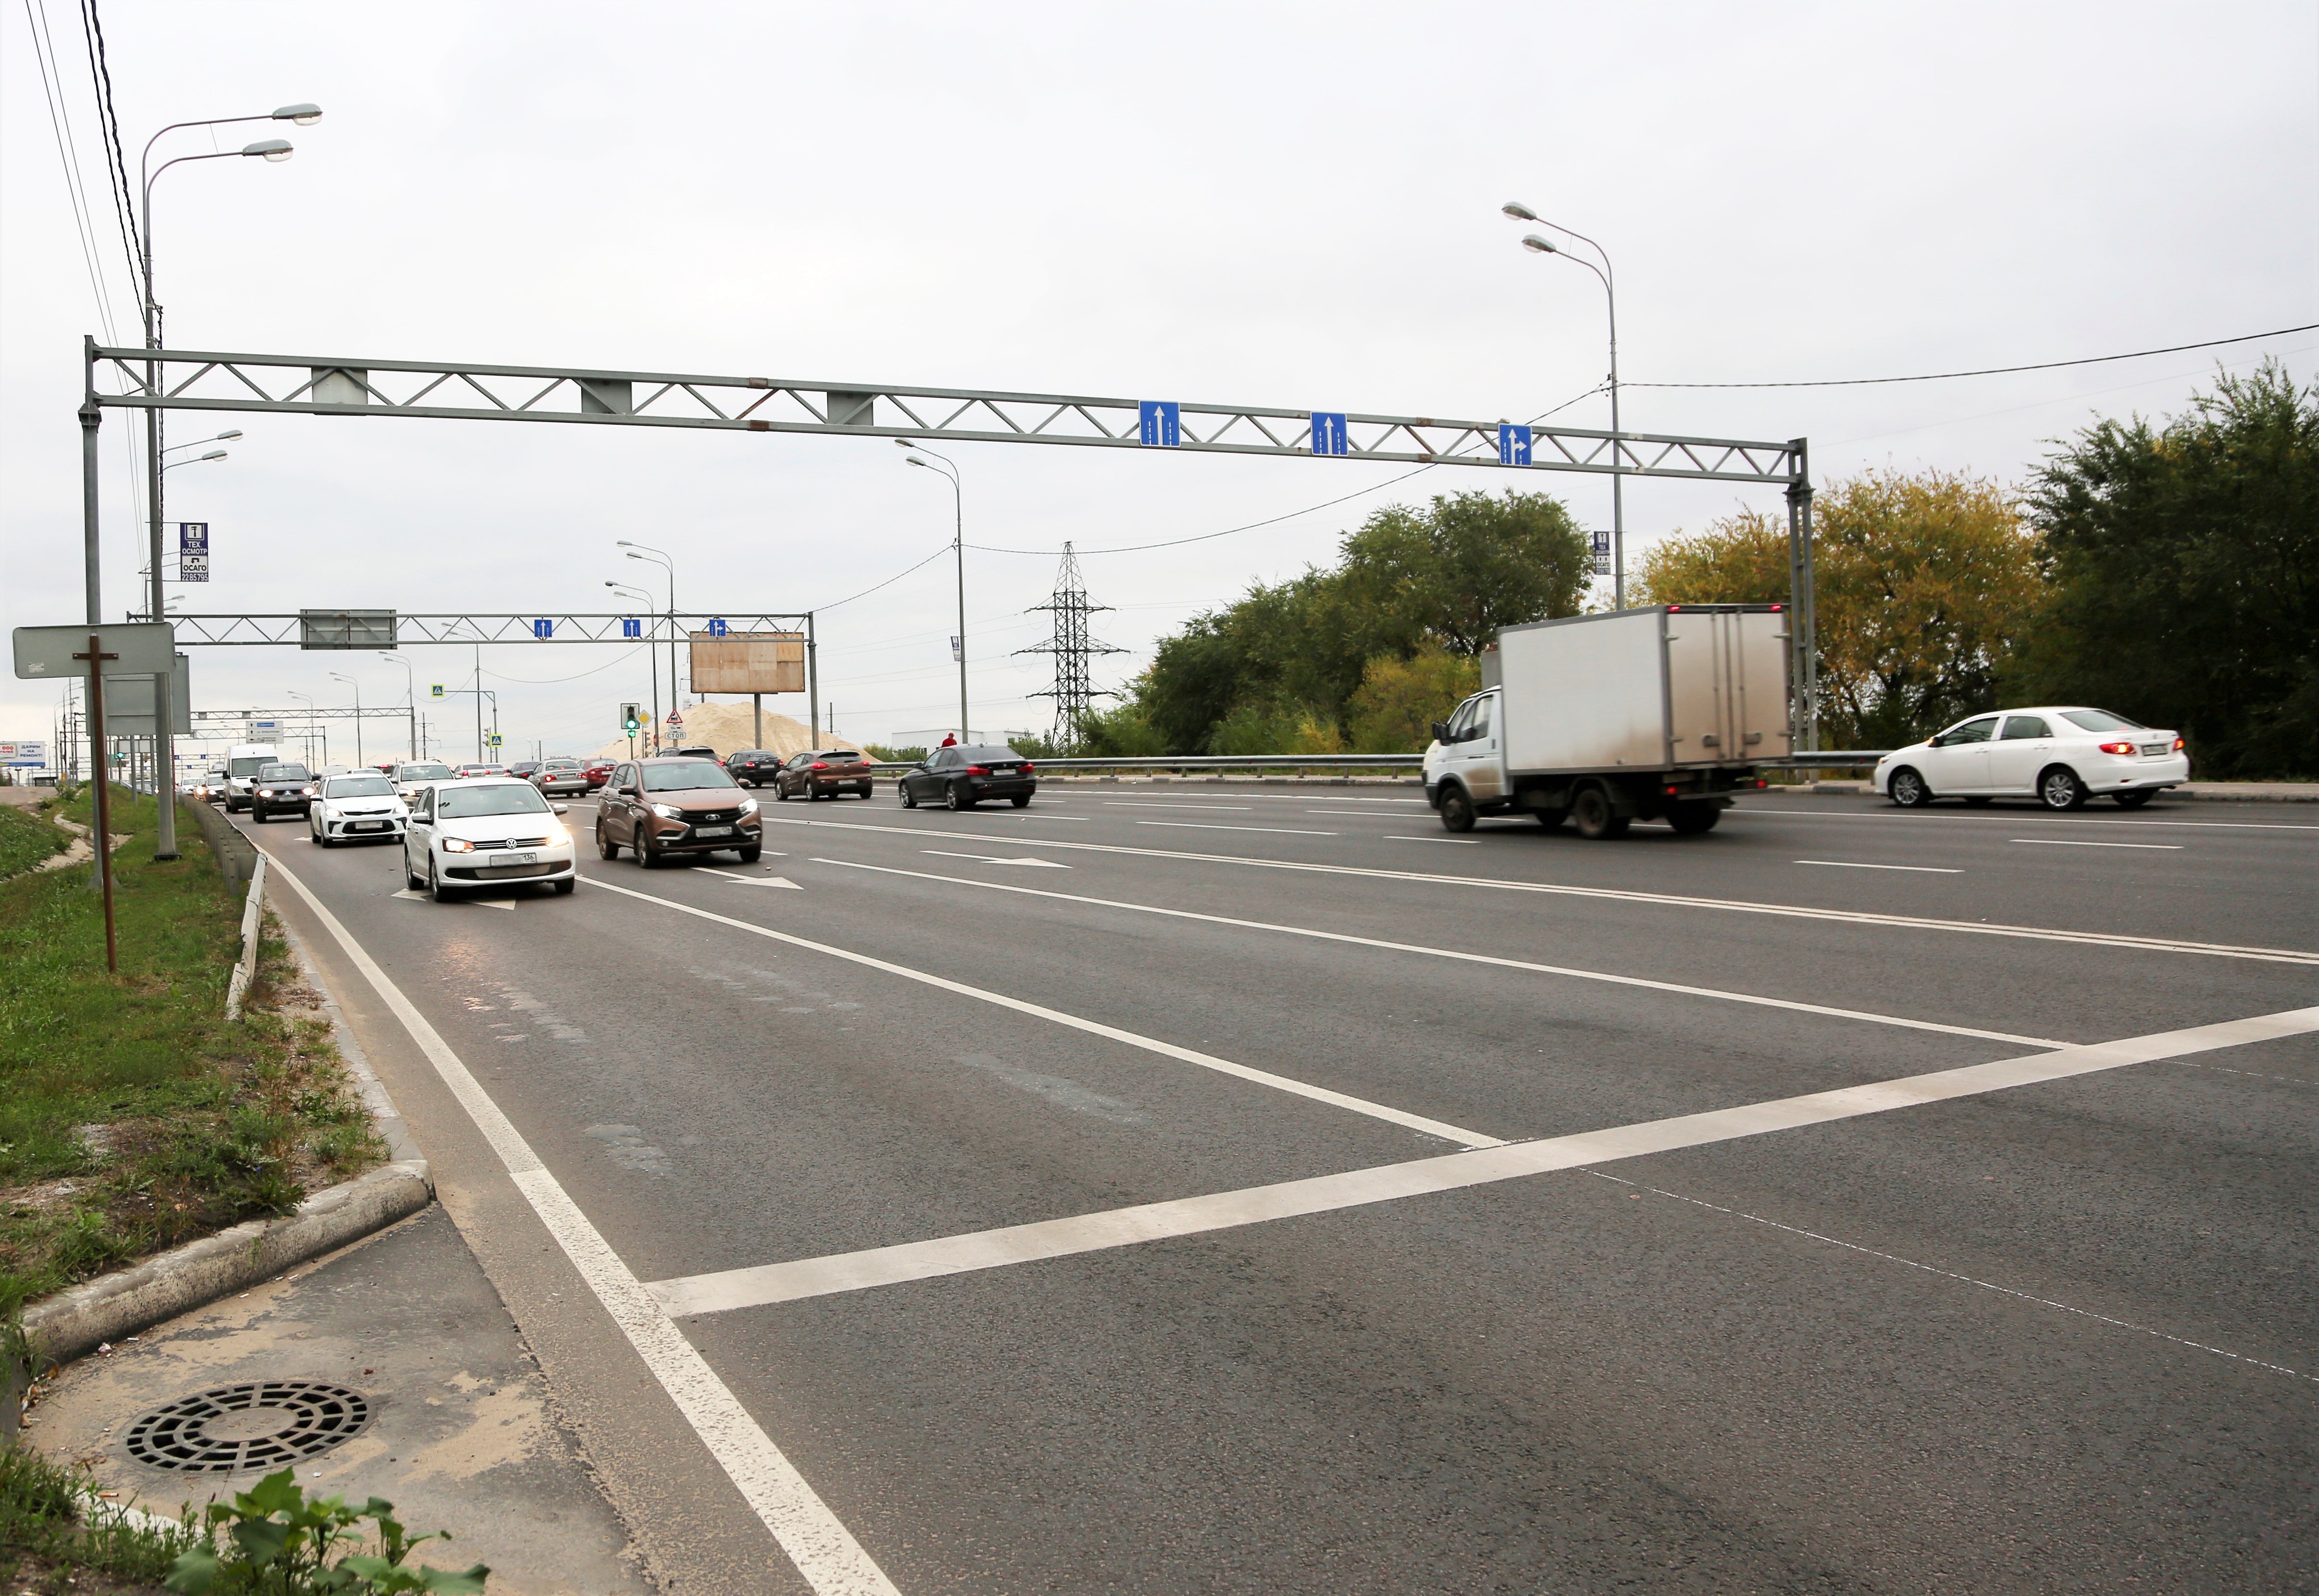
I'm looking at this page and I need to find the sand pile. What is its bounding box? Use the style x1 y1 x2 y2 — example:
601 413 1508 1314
586 702 860 763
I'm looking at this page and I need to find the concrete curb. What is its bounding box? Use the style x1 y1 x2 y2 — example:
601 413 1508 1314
16 850 434 1378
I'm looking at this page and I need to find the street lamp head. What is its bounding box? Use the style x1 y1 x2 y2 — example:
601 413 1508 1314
215 429 242 441
242 138 294 162
1521 234 1557 254
199 450 227 462
894 438 919 449
907 456 929 468
271 103 323 126
1501 201 1539 222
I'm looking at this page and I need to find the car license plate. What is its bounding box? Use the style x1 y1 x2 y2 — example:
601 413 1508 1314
490 851 538 867
695 825 734 837
2140 744 2167 756
354 821 387 831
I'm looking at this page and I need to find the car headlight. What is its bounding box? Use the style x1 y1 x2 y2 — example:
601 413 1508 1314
259 789 275 797
545 823 570 844
739 798 759 815
650 804 683 820
442 837 475 853
302 785 317 795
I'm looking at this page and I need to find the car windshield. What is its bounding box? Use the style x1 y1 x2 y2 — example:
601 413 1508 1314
398 763 455 781
643 763 738 792
258 765 311 781
229 756 272 777
544 760 580 769
325 775 395 798
2061 708 2146 733
437 784 552 818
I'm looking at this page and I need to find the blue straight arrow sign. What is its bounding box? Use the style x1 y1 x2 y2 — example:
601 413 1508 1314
532 618 554 638
1138 401 1180 446
1309 412 1348 456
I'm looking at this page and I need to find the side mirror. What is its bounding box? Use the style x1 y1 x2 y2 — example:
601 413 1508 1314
552 803 569 816
1430 721 1449 743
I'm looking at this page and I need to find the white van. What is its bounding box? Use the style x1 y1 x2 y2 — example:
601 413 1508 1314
223 743 280 813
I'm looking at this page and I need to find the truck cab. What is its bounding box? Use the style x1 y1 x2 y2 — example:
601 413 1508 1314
222 743 280 814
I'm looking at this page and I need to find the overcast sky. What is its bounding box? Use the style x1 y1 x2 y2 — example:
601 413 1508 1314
3 0 2312 766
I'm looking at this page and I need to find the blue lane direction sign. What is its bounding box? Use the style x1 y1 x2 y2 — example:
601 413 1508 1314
1310 412 1348 457
532 618 554 638
1138 401 1181 447
177 522 208 553
707 617 729 637
1497 423 1533 467
621 617 643 638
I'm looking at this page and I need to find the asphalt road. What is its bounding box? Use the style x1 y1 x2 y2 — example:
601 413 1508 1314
243 784 2318 1595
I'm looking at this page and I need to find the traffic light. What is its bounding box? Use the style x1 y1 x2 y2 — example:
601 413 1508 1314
621 703 641 736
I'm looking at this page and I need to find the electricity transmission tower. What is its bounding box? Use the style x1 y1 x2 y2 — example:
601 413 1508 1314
1018 543 1126 750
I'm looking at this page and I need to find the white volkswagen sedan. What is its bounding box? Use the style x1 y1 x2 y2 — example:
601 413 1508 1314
390 759 459 806
308 771 409 847
402 775 577 900
1876 706 2188 810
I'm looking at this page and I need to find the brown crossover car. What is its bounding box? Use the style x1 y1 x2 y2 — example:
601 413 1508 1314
595 756 763 866
773 748 874 801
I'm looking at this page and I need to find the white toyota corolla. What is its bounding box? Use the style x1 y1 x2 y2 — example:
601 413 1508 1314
308 771 409 846
1876 706 2188 810
402 775 577 900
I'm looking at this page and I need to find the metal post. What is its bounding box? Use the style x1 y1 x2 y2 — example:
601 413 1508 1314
753 692 762 751
1785 446 1818 755
79 634 120 971
952 483 968 739
82 346 102 627
1607 288 1624 612
473 643 484 764
647 624 660 753
806 612 820 745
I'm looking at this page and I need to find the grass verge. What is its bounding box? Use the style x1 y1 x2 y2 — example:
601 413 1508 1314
0 1437 198 1591
0 786 384 1316
0 801 70 880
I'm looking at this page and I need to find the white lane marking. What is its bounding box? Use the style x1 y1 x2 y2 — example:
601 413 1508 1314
390 885 517 907
1387 835 1480 845
645 1004 2319 1317
2010 839 2183 851
1586 1171 2314 1383
763 816 2319 965
1136 821 1339 837
580 873 1499 1147
1105 802 1254 810
1795 860 1962 875
1740 806 2317 832
263 857 900 1596
922 850 1072 869
694 866 806 888
809 859 2067 1047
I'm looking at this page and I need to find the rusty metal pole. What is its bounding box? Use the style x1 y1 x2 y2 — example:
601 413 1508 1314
78 634 121 972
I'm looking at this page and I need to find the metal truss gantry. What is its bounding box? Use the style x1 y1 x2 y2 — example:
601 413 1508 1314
76 339 1819 749
159 612 807 646
1015 544 1126 749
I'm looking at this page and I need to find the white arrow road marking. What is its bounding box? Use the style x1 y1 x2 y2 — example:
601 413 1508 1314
694 867 804 889
921 850 1072 869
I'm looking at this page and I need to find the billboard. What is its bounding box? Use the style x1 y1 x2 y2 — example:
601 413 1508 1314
688 631 805 694
0 741 47 768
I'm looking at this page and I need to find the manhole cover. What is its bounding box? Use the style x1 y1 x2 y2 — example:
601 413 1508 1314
124 1382 370 1473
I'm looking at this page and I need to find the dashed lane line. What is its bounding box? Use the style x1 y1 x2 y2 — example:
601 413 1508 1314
1136 820 1339 836
577 873 1501 1148
645 1005 2319 1317
1795 860 1962 874
263 855 902 1596
2011 839 2183 850
808 858 2067 1048
761 815 2319 965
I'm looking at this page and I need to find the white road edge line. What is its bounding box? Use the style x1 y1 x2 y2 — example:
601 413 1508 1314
1795 860 1963 874
579 872 1499 1148
762 815 2319 965
809 858 2067 1048
2010 839 2183 850
264 856 902 1596
645 1004 2319 1317
1740 807 2318 832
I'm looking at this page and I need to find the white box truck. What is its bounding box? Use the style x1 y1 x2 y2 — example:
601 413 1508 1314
222 742 280 814
1422 605 1791 838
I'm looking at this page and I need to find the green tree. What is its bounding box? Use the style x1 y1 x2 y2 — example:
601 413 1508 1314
1634 468 2041 747
1344 647 1482 753
2012 361 2319 777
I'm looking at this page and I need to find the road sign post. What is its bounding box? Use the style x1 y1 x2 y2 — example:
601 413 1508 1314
78 636 119 971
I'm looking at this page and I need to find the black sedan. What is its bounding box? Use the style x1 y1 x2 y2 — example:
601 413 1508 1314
897 744 1037 810
725 749 785 788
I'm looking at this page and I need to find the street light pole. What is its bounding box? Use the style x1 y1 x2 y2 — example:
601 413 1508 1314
1503 203 1624 609
328 672 362 767
608 582 660 753
137 117 308 858
898 442 968 740
619 544 678 742
377 653 415 760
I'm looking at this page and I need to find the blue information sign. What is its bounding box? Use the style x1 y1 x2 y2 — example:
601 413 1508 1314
621 617 643 638
1309 412 1348 457
532 618 554 638
1138 400 1181 447
707 617 730 637
1497 424 1533 467
177 521 209 552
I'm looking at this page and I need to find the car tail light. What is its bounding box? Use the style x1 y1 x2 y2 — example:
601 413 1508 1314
1755 779 1768 788
966 764 989 776
2173 737 2184 752
809 761 828 771
2097 740 2136 755
1020 761 1035 773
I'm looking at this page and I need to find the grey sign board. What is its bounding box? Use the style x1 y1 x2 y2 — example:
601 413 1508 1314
105 655 193 736
12 621 177 680
299 610 397 650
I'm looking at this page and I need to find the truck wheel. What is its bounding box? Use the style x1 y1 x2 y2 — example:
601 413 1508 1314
1438 786 1476 833
1572 786 1629 840
1666 804 1720 835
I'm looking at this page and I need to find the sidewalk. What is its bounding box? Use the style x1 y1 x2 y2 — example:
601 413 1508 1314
26 1205 655 1596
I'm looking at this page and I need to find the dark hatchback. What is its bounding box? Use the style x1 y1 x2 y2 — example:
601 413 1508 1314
897 744 1036 810
725 749 785 787
774 749 874 801
594 757 762 866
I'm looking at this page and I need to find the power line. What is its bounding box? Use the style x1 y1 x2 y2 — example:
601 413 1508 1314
812 541 951 613
77 0 143 298
1626 324 2318 389
24 0 119 343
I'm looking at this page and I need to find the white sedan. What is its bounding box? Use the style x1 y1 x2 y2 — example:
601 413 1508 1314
402 775 577 900
1876 706 2188 810
309 771 409 846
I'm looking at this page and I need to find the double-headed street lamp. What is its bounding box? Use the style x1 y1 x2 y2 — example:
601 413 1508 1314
606 581 662 751
1502 202 1625 610
897 440 968 741
285 688 324 768
618 543 679 737
133 103 317 860
328 671 363 767
377 653 418 760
